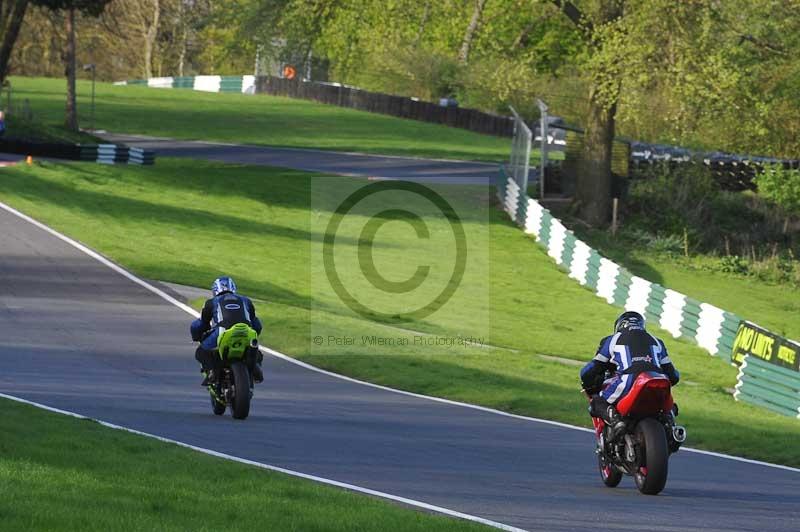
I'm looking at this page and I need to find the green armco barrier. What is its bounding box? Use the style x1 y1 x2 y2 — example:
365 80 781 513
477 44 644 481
220 76 244 92
538 212 553 248
495 166 800 418
172 76 194 88
611 270 632 307
560 234 576 268
734 355 800 418
736 388 798 418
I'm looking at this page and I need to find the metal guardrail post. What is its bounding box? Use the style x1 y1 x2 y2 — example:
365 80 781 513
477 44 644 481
508 106 531 197
536 99 548 199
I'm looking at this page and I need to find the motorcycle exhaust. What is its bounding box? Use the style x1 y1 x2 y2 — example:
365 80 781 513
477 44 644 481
672 425 687 443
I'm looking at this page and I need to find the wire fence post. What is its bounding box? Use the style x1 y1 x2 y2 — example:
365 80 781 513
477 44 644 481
536 98 549 199
508 105 532 197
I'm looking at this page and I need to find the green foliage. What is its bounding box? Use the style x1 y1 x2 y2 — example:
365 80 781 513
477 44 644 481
619 228 684 255
350 45 462 101
7 0 800 160
755 164 800 218
699 253 800 288
625 162 719 241
606 161 800 289
719 255 750 276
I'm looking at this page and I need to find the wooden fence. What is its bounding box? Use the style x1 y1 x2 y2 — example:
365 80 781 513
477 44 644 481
254 76 514 137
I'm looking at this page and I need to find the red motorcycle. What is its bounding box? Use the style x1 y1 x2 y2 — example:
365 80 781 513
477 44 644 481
587 371 686 495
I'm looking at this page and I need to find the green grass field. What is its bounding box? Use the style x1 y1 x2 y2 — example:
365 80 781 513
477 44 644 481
9 76 518 161
0 159 797 467
0 398 489 532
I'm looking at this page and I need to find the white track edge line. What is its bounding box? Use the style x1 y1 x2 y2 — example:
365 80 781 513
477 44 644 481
2 198 799 476
0 392 525 532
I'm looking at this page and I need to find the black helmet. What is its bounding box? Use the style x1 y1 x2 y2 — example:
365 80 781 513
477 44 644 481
614 311 645 333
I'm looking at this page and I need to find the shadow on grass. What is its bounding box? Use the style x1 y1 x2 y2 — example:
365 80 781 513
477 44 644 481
488 197 667 287
571 226 667 286
0 168 407 251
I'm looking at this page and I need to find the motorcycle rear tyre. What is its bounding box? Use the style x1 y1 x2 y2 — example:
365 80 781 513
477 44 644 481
231 362 251 420
634 418 669 495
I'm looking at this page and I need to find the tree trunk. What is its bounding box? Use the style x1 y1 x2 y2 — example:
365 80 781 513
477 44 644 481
576 83 617 225
0 0 29 84
177 25 187 77
458 0 488 65
64 6 78 131
573 0 623 226
143 0 160 79
414 1 430 46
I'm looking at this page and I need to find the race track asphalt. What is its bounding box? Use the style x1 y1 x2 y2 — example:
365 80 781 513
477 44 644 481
98 133 500 185
1 205 799 532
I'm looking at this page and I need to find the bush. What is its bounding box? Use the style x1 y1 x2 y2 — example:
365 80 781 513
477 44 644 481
620 227 684 254
754 164 800 231
624 162 718 241
620 161 800 275
719 255 750 275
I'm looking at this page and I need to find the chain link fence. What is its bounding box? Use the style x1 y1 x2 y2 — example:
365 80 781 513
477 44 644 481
508 106 532 197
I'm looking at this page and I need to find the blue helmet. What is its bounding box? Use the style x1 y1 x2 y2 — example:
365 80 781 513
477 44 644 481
614 311 645 333
211 276 237 297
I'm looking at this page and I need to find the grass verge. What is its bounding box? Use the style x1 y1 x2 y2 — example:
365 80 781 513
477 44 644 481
0 398 490 532
3 114 100 144
0 159 797 467
9 76 522 162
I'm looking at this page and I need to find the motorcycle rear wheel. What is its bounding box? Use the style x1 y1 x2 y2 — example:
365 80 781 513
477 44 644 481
230 362 252 420
634 418 669 495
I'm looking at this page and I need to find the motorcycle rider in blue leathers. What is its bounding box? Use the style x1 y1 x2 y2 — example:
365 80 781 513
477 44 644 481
580 311 680 440
190 276 264 385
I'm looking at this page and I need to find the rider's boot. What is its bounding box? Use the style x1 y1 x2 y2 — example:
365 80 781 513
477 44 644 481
604 405 627 441
252 363 264 383
201 368 216 387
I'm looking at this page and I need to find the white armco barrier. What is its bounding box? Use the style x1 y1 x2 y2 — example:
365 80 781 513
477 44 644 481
147 77 174 88
696 304 726 355
193 75 222 92
625 276 652 317
596 258 619 305
659 289 686 339
569 240 592 285
524 197 544 237
242 75 256 93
